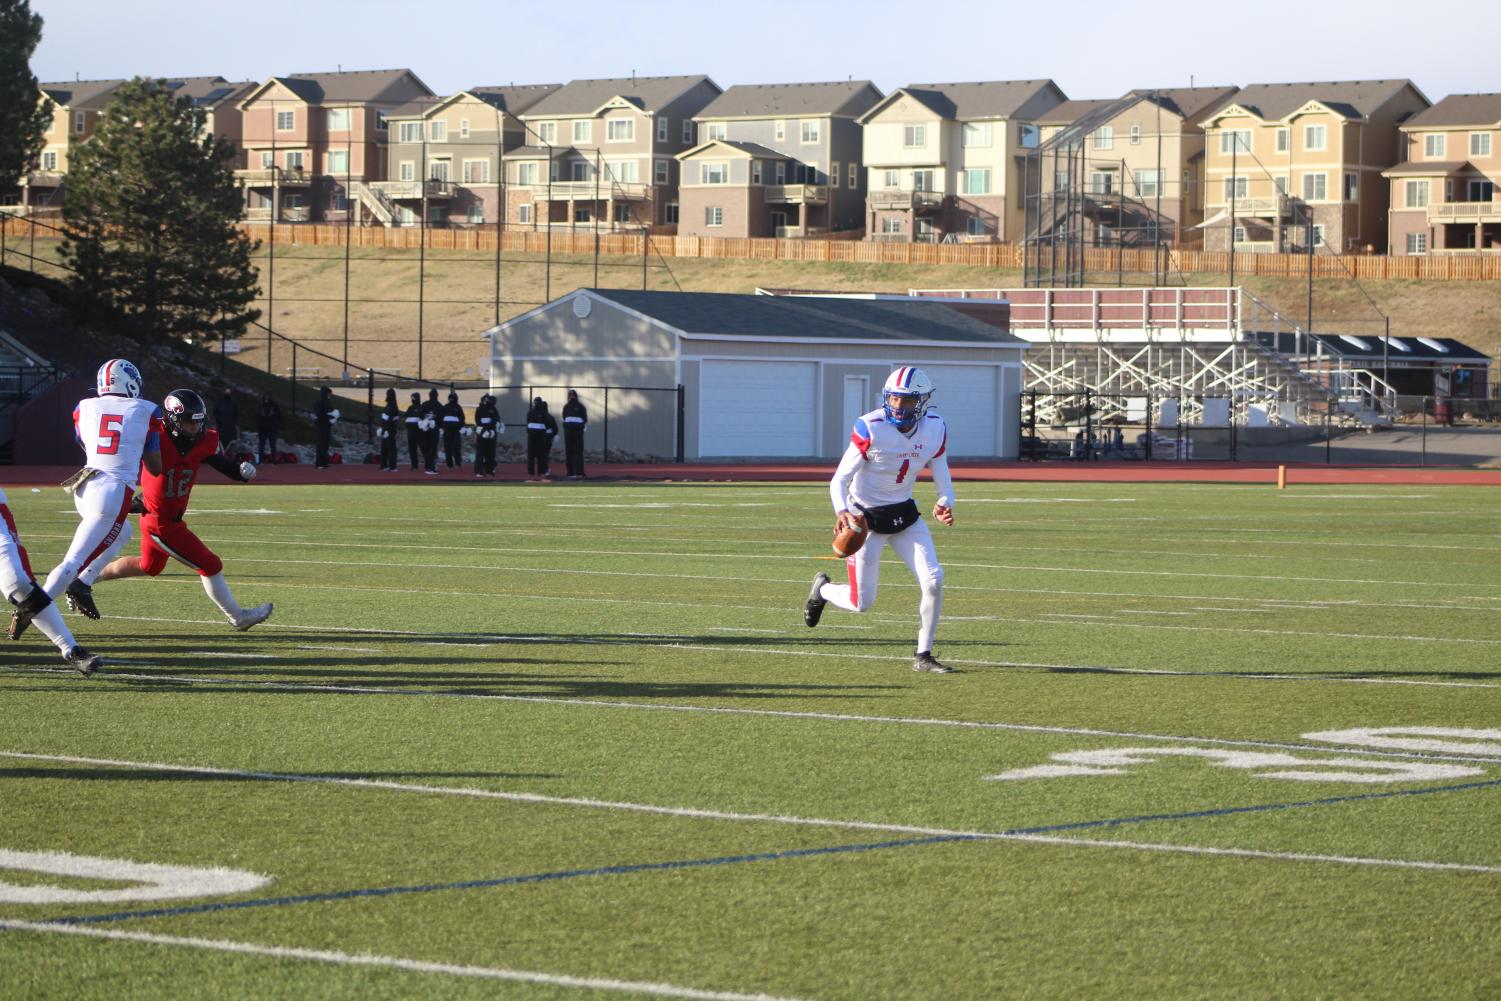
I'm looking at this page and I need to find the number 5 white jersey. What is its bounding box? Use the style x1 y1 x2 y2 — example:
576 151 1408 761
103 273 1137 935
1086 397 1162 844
830 409 953 512
73 396 163 485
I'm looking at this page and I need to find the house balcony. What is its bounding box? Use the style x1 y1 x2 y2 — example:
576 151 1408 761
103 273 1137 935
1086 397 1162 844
764 184 828 206
371 179 455 200
535 180 653 200
235 168 312 187
870 189 946 212
1207 196 1296 218
1427 198 1501 223
244 206 310 223
22 170 63 188
773 225 829 238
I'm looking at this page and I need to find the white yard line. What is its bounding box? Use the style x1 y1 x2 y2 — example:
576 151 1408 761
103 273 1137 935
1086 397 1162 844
0 920 807 1001
2 752 1497 876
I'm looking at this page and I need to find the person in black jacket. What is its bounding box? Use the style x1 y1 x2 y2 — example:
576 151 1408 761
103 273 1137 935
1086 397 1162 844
378 389 401 471
404 392 422 470
525 396 558 479
213 387 240 452
473 394 503 478
561 389 588 479
440 390 466 468
418 389 442 475
314 387 339 469
255 393 281 465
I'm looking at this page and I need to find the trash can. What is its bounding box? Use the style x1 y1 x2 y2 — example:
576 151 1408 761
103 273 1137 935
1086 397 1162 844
1434 397 1452 426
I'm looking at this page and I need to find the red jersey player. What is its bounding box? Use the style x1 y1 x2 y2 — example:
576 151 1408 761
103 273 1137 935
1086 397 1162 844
76 389 273 631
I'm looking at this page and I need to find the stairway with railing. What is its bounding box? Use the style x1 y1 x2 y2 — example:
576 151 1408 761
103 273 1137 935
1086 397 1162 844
0 329 66 463
349 181 395 226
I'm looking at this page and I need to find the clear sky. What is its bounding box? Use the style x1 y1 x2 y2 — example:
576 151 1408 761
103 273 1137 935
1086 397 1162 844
29 0 1499 103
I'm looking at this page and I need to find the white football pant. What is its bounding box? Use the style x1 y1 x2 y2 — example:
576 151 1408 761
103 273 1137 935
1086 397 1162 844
44 476 134 600
1 507 81 654
819 518 944 654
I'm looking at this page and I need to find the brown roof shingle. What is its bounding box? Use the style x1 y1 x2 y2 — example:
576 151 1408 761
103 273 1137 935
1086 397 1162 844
695 81 883 120
1404 93 1501 129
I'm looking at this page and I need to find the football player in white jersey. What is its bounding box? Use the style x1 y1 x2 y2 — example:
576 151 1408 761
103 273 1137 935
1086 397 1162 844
804 366 957 673
10 360 164 642
1 489 104 673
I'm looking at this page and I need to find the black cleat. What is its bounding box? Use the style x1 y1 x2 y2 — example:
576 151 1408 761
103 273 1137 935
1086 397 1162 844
913 652 954 674
7 609 29 641
804 572 830 627
65 581 101 620
63 646 102 676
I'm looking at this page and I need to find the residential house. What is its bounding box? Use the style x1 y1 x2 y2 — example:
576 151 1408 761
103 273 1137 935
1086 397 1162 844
1034 86 1240 247
237 69 434 223
508 75 721 231
5 79 125 214
1383 93 1501 255
379 84 560 226
1199 80 1430 253
676 81 883 238
858 80 1067 243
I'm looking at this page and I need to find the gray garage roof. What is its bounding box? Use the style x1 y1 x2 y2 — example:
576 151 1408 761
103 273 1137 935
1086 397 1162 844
588 289 1022 345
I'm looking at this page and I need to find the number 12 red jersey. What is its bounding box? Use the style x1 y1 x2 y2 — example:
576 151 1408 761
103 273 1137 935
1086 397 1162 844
142 429 221 522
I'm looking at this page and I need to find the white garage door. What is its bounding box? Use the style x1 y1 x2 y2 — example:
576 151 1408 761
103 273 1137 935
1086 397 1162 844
924 365 999 456
699 360 817 457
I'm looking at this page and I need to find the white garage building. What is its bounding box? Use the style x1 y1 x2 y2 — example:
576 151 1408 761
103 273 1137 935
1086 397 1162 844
485 289 1027 461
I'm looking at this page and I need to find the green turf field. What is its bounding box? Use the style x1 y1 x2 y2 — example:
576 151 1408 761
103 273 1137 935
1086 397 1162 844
2 479 1498 1000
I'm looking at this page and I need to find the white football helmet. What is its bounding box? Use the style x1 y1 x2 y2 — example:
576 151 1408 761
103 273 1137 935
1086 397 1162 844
97 359 143 399
881 366 933 433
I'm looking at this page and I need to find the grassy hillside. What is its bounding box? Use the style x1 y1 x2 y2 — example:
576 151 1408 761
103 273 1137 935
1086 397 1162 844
9 237 1500 383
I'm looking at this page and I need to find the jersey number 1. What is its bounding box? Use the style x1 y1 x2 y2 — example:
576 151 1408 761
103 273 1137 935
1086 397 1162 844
895 459 910 483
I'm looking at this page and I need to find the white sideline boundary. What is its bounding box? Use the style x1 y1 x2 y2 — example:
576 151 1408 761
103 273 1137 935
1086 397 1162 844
3 752 1498 875
0 920 808 1001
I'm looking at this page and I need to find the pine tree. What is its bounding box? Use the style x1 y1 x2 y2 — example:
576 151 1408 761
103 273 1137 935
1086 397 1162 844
60 77 260 345
0 0 50 193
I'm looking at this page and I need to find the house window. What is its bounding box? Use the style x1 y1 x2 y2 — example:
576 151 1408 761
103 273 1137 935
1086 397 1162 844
848 163 857 187
750 160 762 184
775 161 786 184
572 120 591 143
774 120 785 141
429 204 448 223
881 217 902 234
327 108 350 131
957 122 990 148
430 121 447 142
703 162 728 184
604 159 639 183
884 169 899 188
40 150 57 170
1053 170 1070 192
1089 171 1114 195
1223 176 1248 200
1130 124 1141 145
374 111 388 131
1310 223 1325 246
398 122 423 143
966 217 986 236
804 162 820 184
460 119 470 138
285 150 304 171
1406 232 1427 254
73 111 86 134
276 110 295 131
468 202 484 223
1304 124 1327 151
260 151 274 168
1468 178 1494 201
1301 172 1327 200
682 119 693 142
830 161 839 187
962 169 991 195
607 119 634 142
1219 129 1251 154
657 116 668 142
1275 128 1289 153
1093 126 1114 150
569 160 591 181
666 202 679 223
518 204 532 223
912 169 935 191
463 159 489 183
1424 133 1445 157
654 159 670 184
400 161 415 181
1404 179 1427 207
536 121 557 144
1019 123 1040 148
516 161 538 186
429 159 450 182
1233 225 1247 244
1343 171 1358 200
903 124 926 147
1470 133 1492 157
328 149 349 175
800 120 820 143
1134 169 1161 197
705 206 723 227
702 122 726 141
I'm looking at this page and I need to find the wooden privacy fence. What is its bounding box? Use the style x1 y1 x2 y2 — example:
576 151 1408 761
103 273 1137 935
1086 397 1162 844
7 215 1501 280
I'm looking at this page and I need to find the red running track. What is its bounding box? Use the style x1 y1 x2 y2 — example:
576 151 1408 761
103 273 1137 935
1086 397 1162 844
4 462 1499 487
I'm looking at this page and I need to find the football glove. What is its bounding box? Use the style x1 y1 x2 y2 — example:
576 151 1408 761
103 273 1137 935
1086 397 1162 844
240 461 257 481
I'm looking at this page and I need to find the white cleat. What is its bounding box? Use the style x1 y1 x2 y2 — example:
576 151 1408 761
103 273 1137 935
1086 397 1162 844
232 603 274 632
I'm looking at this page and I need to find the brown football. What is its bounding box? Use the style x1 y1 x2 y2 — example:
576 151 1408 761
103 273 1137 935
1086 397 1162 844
832 514 869 558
